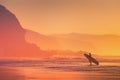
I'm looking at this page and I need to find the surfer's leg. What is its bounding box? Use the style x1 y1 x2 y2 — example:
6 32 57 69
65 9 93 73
89 60 92 66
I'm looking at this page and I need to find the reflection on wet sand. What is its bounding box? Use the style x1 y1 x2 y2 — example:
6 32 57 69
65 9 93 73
0 67 25 80
0 66 119 80
19 67 120 80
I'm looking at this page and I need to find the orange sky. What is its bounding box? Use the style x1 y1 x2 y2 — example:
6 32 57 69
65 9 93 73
1 0 120 35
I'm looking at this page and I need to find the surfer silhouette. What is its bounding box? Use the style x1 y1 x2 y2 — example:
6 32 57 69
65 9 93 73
84 52 99 66
89 53 92 65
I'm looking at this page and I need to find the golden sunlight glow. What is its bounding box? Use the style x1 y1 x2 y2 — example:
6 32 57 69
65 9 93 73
1 0 120 56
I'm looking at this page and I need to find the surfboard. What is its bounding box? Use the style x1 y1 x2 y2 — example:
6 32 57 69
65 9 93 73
84 53 99 65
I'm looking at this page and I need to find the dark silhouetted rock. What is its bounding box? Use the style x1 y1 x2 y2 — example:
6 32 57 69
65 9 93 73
0 5 42 58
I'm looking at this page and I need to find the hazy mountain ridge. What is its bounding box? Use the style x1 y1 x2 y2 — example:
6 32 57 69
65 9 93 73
26 30 120 56
0 5 43 58
0 5 86 59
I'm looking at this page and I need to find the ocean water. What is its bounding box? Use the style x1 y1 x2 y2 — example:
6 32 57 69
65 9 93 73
0 60 120 80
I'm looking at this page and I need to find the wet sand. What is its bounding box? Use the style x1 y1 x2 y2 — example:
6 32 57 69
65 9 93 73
0 67 25 80
0 67 119 80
